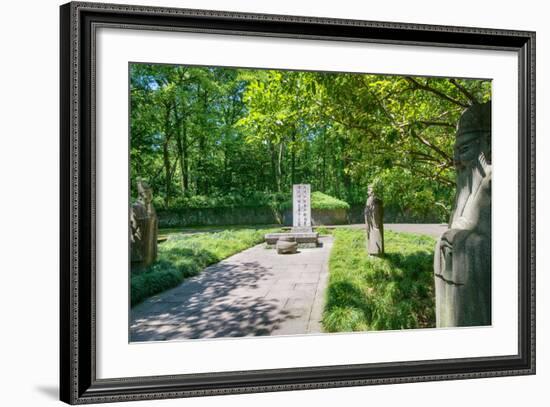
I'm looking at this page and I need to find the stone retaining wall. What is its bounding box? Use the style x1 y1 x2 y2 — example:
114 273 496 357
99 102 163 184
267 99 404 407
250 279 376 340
348 204 444 224
158 207 282 228
288 208 348 226
158 206 349 227
158 205 441 227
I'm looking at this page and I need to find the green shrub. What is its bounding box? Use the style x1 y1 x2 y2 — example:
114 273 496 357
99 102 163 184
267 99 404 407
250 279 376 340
314 226 332 235
154 191 289 211
367 168 452 223
155 190 350 213
311 192 350 210
279 191 350 211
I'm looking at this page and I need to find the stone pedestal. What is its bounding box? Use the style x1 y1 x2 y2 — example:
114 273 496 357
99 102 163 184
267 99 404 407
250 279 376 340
276 237 298 254
265 231 319 248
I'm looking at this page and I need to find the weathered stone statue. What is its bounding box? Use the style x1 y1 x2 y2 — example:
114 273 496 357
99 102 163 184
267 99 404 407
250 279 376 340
434 102 492 327
130 180 158 271
365 185 384 256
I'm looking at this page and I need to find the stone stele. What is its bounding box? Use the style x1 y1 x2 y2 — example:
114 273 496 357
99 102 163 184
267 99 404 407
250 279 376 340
265 184 318 250
364 185 384 256
130 180 158 271
434 102 492 327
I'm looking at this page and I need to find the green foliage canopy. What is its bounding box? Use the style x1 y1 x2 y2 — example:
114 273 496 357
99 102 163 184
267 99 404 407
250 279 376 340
130 63 491 221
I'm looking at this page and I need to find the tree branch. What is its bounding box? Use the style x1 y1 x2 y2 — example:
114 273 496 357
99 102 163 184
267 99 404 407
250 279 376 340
449 78 478 105
418 120 455 128
406 77 470 108
393 162 454 187
408 150 441 163
409 128 453 163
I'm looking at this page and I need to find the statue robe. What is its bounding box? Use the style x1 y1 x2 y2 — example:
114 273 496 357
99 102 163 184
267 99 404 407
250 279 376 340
365 195 384 256
434 163 492 327
130 201 158 270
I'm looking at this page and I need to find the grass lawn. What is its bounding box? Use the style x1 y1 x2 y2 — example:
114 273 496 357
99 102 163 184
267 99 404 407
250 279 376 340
131 227 279 307
157 224 282 240
322 228 436 332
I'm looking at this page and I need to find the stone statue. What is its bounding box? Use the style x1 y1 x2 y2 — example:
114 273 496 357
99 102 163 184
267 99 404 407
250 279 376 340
365 185 384 256
434 102 492 327
130 180 158 271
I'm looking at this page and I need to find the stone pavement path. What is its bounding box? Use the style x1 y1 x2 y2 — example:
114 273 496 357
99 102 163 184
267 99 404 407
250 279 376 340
130 236 333 342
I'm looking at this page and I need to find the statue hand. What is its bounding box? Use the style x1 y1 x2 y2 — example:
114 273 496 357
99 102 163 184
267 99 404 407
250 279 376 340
440 229 461 248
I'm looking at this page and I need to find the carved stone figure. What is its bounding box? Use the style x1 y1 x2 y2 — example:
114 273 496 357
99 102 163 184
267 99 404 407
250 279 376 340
434 102 492 327
365 185 384 256
130 180 158 271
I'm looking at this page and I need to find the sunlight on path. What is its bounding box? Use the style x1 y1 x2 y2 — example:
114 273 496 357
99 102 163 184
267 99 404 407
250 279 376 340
130 236 333 341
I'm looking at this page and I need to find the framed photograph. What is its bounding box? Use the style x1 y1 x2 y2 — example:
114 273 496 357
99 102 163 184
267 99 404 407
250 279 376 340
60 1 535 404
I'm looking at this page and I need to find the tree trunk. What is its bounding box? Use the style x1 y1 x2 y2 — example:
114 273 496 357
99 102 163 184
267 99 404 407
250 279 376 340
197 89 209 195
291 130 296 186
341 138 352 201
162 103 173 207
277 142 284 192
176 121 188 194
321 132 326 191
268 141 277 192
183 142 189 192
196 132 208 195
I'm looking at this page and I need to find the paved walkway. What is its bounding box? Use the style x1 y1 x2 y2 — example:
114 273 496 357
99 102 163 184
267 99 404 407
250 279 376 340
130 236 333 342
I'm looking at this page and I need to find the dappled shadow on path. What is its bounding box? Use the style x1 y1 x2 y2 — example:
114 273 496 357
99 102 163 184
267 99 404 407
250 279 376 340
130 259 298 341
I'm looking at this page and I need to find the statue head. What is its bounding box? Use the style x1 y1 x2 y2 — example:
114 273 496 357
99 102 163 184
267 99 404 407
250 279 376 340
137 180 153 204
454 102 491 170
368 181 383 198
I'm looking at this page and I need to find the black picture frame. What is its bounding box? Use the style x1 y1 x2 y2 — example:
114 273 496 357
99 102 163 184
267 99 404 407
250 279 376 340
60 1 536 404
